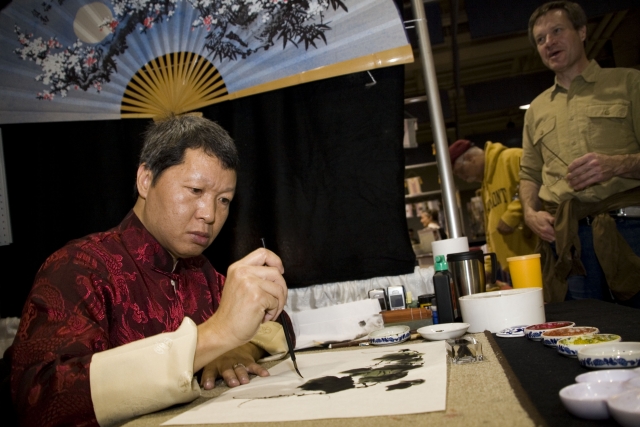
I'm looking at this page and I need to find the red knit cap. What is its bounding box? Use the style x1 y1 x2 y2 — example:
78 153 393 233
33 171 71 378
449 139 472 165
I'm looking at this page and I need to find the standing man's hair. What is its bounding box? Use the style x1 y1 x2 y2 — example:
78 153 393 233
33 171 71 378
528 1 588 46
139 115 239 188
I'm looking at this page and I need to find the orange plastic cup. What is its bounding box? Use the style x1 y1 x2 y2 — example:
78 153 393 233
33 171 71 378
507 254 543 289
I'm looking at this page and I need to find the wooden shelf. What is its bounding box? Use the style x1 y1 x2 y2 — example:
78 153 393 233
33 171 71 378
405 189 442 201
405 161 437 171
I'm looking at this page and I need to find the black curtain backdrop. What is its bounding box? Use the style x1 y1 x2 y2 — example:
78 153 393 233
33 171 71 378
0 65 415 317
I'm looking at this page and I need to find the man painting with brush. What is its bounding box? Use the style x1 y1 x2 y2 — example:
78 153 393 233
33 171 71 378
7 115 290 426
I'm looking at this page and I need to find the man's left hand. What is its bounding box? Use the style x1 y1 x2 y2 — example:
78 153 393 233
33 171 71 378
200 342 269 390
566 153 617 191
496 220 515 235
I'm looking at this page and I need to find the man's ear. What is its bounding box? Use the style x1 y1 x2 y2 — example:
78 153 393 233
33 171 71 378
579 25 587 42
136 164 153 199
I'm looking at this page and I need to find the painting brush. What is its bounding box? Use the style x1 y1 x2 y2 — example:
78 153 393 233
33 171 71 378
261 238 303 378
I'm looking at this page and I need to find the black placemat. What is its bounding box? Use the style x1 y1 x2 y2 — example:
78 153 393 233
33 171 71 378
492 299 640 426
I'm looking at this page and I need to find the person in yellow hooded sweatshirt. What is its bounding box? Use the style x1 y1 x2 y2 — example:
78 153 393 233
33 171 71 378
449 139 538 275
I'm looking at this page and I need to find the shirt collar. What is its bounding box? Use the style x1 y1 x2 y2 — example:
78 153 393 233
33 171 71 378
550 60 600 99
579 59 601 83
119 210 178 274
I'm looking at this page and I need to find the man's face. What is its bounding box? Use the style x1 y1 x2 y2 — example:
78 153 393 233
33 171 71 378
136 148 237 259
453 150 484 183
532 9 586 75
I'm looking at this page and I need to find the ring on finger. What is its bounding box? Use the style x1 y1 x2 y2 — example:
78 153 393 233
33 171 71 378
232 363 246 370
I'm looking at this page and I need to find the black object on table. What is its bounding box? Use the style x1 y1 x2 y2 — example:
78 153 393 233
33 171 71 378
491 299 640 426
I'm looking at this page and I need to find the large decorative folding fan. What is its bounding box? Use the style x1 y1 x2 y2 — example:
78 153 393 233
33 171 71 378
0 0 413 124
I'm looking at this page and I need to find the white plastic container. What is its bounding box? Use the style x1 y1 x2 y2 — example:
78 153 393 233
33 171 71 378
458 288 545 333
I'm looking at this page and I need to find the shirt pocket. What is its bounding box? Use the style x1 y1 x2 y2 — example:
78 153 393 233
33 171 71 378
587 102 634 151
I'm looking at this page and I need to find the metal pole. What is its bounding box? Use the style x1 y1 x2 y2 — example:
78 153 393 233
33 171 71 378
409 0 463 238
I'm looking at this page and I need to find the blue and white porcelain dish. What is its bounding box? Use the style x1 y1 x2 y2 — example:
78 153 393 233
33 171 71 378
542 326 599 347
496 324 528 338
578 342 640 369
368 325 411 346
524 321 575 341
557 334 621 357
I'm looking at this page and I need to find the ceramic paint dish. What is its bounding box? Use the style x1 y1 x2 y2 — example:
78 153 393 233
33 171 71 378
417 323 470 341
576 370 639 384
578 342 640 369
576 369 638 388
624 376 640 391
496 324 528 338
559 382 625 420
541 326 599 347
524 321 575 341
557 334 621 357
368 325 411 346
607 389 640 427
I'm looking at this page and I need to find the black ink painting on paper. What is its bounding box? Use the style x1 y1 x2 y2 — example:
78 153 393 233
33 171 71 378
164 341 447 425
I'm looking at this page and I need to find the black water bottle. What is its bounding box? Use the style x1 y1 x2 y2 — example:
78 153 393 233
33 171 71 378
433 255 458 324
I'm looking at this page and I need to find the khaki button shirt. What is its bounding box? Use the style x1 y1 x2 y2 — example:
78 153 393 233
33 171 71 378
520 60 640 204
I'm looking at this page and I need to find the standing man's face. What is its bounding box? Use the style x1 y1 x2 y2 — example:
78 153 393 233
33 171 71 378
532 9 586 76
135 148 237 259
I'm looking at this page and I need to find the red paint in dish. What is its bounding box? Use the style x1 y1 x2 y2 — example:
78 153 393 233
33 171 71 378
543 327 598 337
526 321 574 331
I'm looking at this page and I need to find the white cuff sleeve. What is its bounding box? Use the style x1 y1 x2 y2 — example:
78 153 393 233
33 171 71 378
90 317 201 426
250 321 288 361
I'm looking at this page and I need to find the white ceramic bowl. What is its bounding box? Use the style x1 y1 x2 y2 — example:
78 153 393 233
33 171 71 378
541 326 599 347
417 323 470 340
559 382 625 420
607 389 640 427
368 325 411 346
524 321 575 341
558 334 621 357
458 288 545 333
576 369 639 384
579 342 640 369
624 376 640 391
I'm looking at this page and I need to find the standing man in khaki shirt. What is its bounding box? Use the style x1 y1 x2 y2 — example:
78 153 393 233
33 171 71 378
520 1 640 306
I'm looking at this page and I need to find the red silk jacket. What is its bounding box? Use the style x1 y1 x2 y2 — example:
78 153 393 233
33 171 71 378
10 211 224 426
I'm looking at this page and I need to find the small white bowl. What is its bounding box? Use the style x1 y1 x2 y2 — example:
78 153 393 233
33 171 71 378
607 389 640 427
559 382 625 420
558 334 621 357
576 370 639 384
417 323 470 341
524 321 575 341
542 326 599 347
624 376 640 391
579 342 640 369
368 325 411 346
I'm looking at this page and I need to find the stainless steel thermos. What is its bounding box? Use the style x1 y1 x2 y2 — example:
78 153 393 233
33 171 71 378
446 250 498 298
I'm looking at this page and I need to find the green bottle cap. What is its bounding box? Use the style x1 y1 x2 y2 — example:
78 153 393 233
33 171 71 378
434 255 448 271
